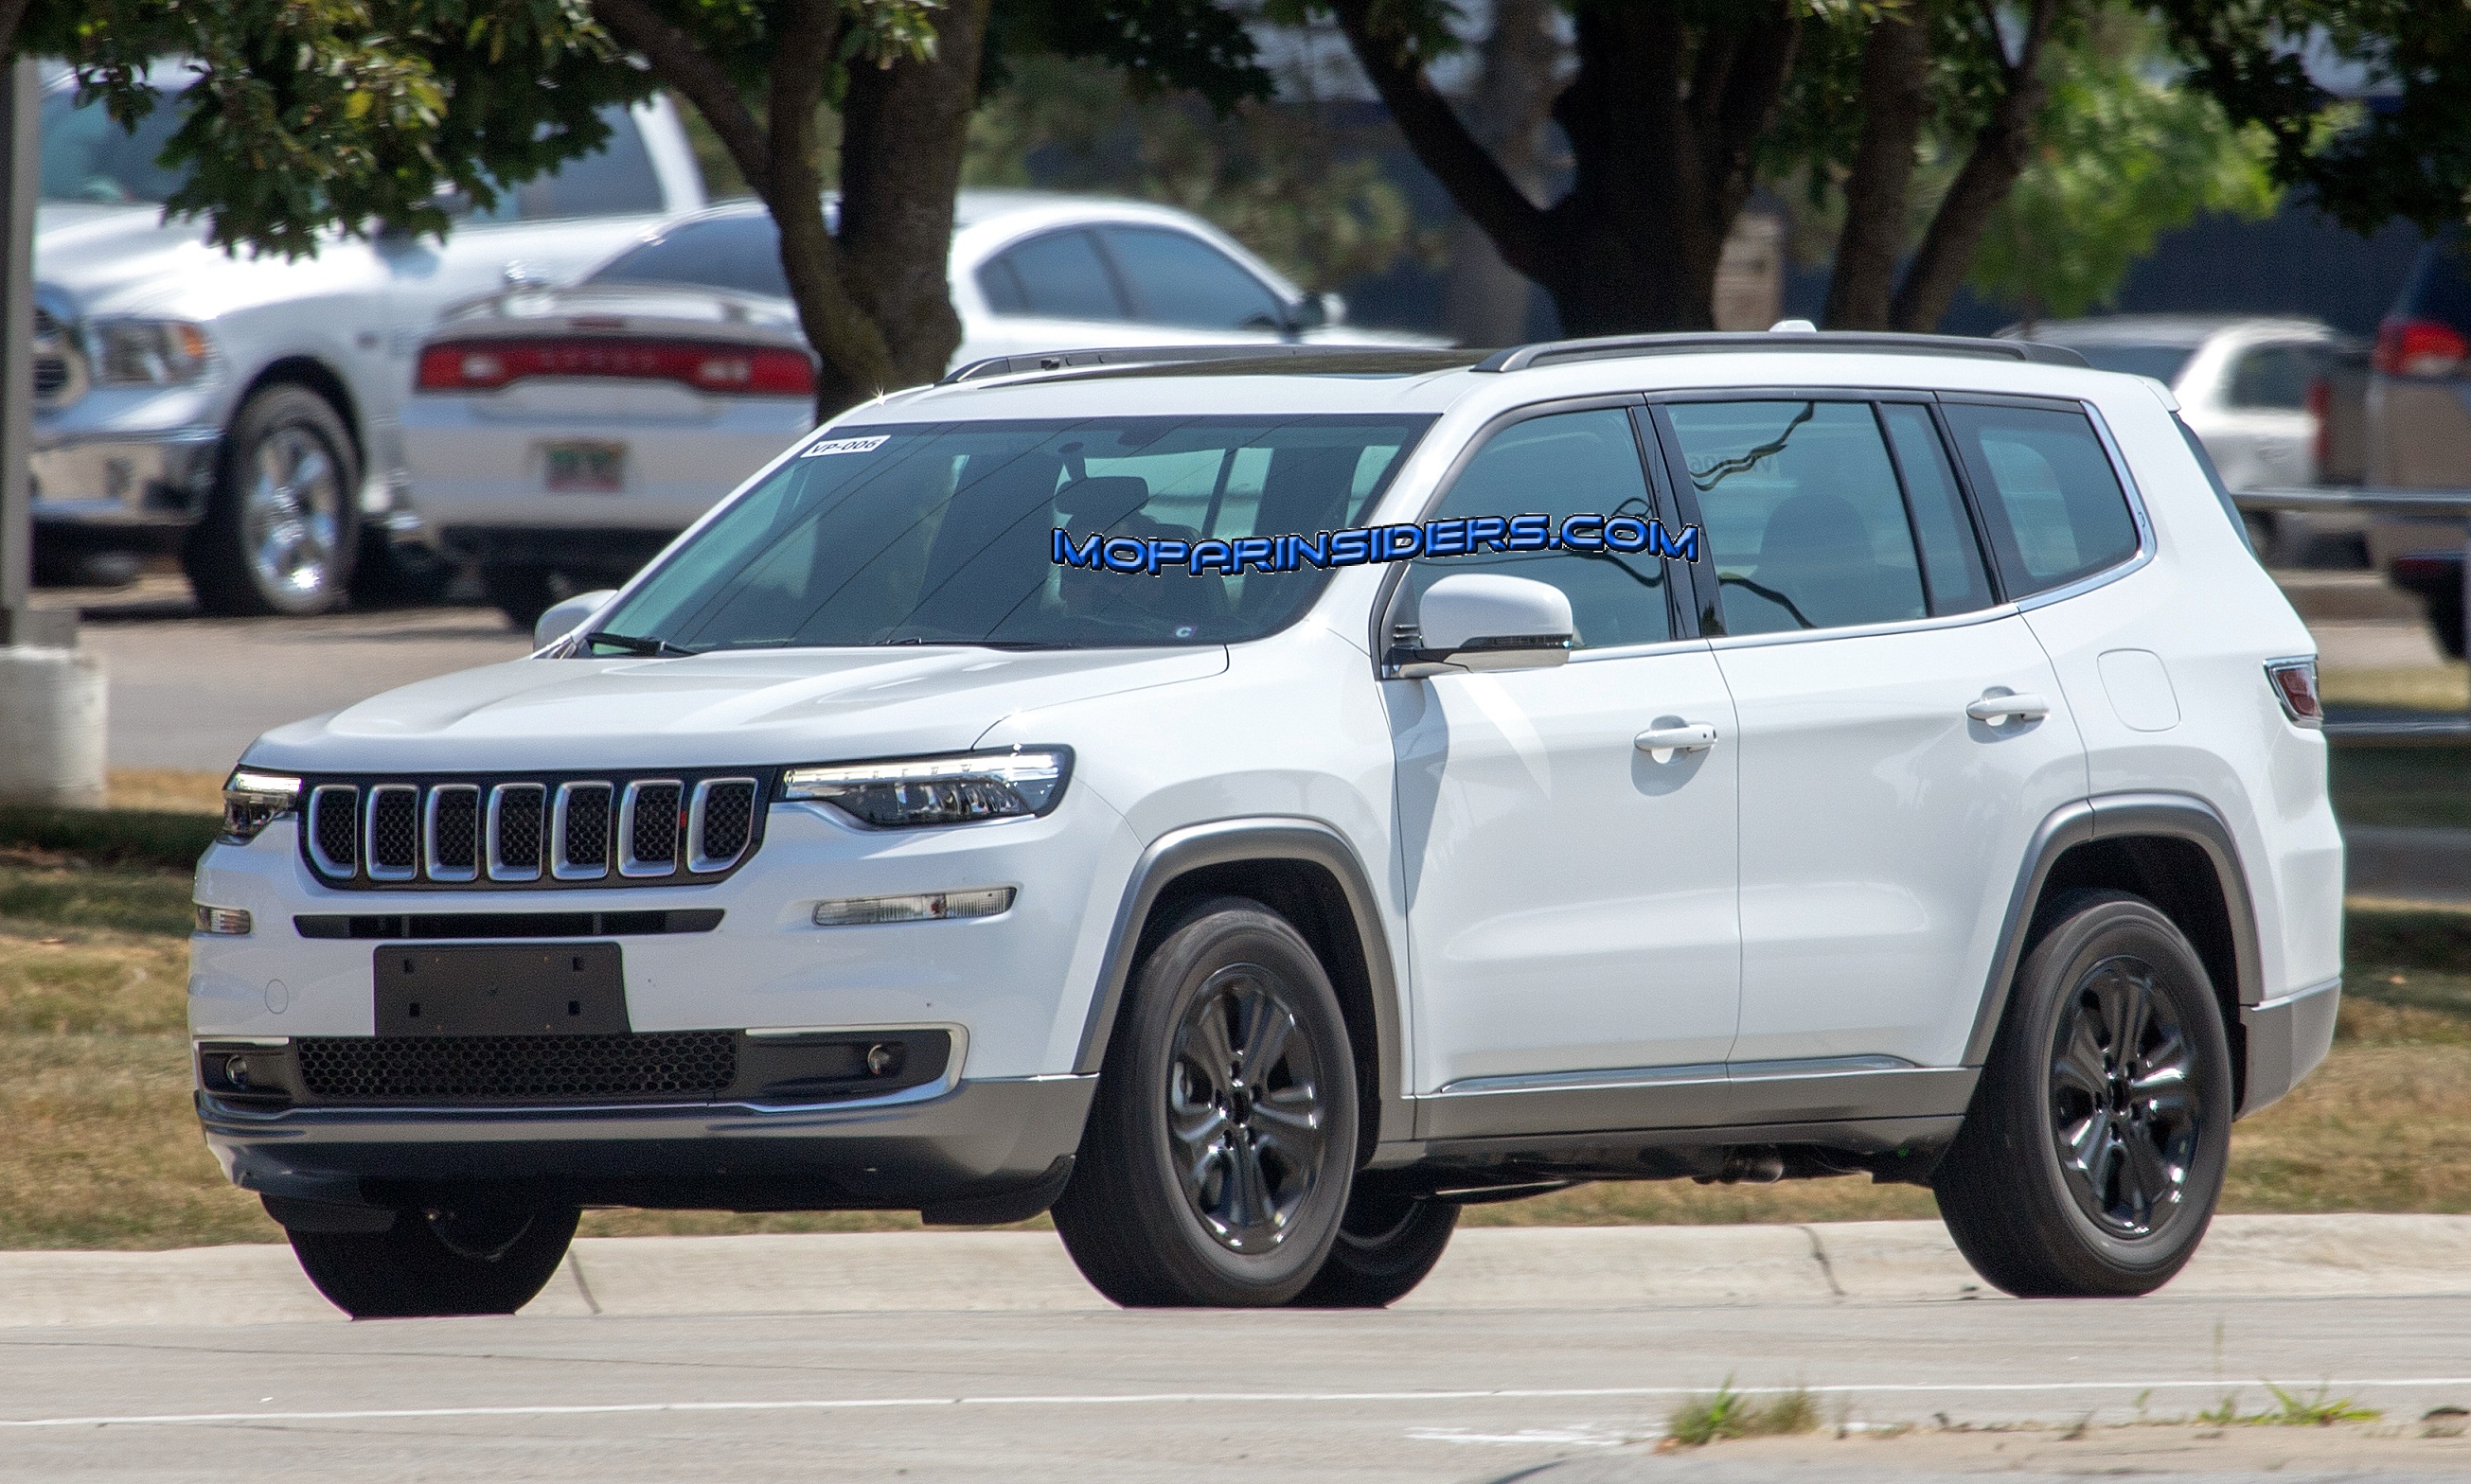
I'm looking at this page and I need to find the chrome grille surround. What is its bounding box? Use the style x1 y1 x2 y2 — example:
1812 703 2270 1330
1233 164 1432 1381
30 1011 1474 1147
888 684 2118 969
296 771 770 891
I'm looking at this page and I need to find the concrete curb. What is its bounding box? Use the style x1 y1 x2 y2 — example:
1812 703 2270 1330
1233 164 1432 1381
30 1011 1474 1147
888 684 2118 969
5 1213 2468 1329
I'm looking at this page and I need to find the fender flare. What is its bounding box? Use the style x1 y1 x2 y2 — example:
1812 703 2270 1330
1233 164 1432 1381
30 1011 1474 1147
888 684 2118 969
1072 818 1410 1147
1962 791 2262 1068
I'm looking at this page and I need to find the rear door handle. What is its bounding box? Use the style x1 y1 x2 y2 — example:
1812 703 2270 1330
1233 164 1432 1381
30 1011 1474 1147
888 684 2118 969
1635 723 1719 761
1966 692 2051 725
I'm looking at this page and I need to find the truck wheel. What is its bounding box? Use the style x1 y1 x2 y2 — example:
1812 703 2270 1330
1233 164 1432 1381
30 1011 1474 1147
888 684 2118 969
286 1203 578 1318
1292 1188 1458 1307
481 564 560 632
1052 896 1360 1307
1934 891 2232 1298
185 384 360 616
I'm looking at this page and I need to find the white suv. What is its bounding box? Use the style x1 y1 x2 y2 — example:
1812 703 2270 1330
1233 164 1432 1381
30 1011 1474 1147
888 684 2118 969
193 332 2343 1316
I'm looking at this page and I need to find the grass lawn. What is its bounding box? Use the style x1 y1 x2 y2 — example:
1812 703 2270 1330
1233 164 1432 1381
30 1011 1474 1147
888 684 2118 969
5 773 2469 1246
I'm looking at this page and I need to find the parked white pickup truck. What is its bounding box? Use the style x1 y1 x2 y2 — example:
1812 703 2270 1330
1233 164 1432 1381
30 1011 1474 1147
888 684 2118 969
31 67 704 613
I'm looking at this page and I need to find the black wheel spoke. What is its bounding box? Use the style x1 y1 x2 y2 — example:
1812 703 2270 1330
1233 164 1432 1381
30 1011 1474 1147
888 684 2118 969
2048 951 2204 1240
1168 962 1327 1254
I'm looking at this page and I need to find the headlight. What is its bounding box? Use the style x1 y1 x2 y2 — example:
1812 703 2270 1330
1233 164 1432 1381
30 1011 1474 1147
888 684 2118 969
781 748 1071 828
221 769 301 844
94 319 213 386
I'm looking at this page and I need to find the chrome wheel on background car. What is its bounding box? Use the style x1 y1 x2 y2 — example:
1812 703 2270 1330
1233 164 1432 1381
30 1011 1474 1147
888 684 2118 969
1053 896 1360 1307
186 384 360 616
241 424 347 604
1934 890 2232 1298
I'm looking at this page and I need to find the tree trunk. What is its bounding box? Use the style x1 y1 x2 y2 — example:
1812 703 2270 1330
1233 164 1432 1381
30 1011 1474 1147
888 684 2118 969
1822 1 1933 329
1439 0 1559 346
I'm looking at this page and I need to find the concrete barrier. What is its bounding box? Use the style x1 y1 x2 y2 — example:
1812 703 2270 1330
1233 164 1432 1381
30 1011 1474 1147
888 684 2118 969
4 1213 2467 1329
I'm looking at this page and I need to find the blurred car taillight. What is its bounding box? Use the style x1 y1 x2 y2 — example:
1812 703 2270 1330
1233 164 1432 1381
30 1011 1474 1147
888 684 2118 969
417 339 816 396
2373 316 2468 378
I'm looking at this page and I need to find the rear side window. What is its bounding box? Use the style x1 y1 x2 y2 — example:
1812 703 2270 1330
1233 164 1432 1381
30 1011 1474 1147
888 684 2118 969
589 215 791 299
1664 400 1929 635
1100 226 1288 331
1407 408 1672 650
1940 402 2141 595
2225 343 2320 411
982 230 1128 321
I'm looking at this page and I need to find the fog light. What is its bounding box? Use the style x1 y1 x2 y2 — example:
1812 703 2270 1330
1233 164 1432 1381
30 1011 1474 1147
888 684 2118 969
223 1054 252 1089
194 905 253 936
811 887 1014 928
865 1043 901 1077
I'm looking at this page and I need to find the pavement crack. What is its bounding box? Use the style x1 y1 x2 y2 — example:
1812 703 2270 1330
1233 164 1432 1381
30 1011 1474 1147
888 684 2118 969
564 1253 603 1316
1795 1224 1847 1299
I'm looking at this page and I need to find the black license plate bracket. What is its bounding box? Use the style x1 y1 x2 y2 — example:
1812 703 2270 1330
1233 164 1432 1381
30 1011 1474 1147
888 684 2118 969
373 944 629 1035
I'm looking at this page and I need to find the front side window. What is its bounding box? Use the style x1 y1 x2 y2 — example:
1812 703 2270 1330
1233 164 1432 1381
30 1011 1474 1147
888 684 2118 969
1941 401 2141 595
1101 227 1289 331
982 231 1128 322
1404 408 1673 650
1664 400 1929 636
596 415 1430 653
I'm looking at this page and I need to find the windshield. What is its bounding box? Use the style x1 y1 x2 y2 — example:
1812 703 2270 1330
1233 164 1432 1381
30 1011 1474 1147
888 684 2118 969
593 414 1433 653
41 87 187 205
2067 344 2196 386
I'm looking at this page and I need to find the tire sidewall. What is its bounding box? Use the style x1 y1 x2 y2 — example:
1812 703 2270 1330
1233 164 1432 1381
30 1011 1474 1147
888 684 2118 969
1115 901 1360 1302
2002 897 2234 1283
204 385 361 615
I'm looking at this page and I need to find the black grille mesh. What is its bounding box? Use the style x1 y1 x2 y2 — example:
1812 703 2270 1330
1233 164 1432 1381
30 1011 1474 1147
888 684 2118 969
700 782 755 862
496 786 543 874
311 788 359 875
369 789 418 873
561 785 612 873
630 784 682 869
433 789 479 874
295 1032 738 1103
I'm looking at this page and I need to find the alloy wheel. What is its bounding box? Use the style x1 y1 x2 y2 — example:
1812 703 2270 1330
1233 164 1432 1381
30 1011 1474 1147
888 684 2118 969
240 424 345 609
1166 963 1329 1253
2047 954 2203 1238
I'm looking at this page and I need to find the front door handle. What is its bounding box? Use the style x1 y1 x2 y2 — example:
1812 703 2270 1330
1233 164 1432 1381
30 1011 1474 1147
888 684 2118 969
1635 723 1719 762
1966 691 2051 725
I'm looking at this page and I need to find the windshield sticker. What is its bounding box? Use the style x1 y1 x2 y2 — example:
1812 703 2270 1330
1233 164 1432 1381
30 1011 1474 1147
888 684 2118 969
803 434 891 458
1052 513 1701 576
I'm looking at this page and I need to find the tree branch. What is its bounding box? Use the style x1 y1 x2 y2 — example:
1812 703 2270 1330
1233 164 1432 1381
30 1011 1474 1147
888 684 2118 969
1824 1 1933 328
1327 0 1551 280
589 0 770 196
1890 0 2059 330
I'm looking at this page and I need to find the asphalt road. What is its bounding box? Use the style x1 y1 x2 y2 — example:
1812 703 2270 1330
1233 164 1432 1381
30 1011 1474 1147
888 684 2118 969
7 1292 2470 1482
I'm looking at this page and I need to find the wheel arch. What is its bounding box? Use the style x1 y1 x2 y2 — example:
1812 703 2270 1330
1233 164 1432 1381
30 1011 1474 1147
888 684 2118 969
1965 792 2263 1112
237 356 366 477
1075 819 1408 1157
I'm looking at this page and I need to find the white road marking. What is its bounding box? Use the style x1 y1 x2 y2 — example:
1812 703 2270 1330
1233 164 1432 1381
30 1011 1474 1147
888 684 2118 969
8 1378 2470 1432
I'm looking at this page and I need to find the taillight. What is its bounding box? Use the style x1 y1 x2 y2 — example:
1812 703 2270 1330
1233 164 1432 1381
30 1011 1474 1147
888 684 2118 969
2373 316 2467 378
2265 657 2323 726
415 338 816 396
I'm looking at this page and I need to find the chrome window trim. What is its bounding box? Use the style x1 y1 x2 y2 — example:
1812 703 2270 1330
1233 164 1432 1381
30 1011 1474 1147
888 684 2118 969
1935 392 2158 613
552 781 613 881
1703 597 2024 652
617 779 684 878
363 785 419 882
421 784 481 883
486 783 546 882
686 776 759 873
305 785 359 879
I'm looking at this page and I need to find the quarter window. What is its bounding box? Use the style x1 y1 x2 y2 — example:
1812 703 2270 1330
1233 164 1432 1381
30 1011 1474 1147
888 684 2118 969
1940 402 2141 595
1663 400 1929 636
1407 408 1673 650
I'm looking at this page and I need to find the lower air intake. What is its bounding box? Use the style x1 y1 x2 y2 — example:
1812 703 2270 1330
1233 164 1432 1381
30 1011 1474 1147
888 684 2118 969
294 1032 738 1104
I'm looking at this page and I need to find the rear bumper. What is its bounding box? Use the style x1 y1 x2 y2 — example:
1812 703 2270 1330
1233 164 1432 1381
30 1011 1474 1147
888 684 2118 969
2238 977 2339 1117
201 1073 1096 1218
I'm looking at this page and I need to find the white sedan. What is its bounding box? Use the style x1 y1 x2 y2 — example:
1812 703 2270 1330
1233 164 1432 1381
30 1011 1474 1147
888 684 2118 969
401 191 1444 627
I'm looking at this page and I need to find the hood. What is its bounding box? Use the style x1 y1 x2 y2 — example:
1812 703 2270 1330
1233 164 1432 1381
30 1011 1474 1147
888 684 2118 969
241 645 1228 774
35 203 219 315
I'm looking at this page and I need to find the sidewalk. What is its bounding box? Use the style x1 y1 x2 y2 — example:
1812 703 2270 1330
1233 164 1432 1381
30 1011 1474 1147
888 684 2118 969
7 1215 2468 1329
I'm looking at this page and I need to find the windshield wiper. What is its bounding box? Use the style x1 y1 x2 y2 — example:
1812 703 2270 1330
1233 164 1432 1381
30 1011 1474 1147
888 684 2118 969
582 630 700 658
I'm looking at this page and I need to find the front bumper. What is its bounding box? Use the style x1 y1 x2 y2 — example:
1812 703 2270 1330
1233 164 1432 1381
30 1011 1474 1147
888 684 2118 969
30 427 220 530
2239 977 2340 1117
202 1073 1096 1218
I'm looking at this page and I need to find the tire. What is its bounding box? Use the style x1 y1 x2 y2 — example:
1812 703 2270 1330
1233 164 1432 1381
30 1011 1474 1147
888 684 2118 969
1052 896 1360 1307
348 534 461 610
287 1203 579 1318
481 564 561 632
185 384 360 616
1292 1188 1458 1307
1934 891 2233 1298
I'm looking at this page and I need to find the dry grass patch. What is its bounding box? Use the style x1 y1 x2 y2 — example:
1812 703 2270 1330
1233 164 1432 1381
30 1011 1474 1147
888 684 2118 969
106 770 224 816
2319 661 2469 714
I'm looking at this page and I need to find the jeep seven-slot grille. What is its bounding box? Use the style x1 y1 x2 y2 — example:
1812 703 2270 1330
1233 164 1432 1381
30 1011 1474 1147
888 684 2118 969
294 1031 738 1102
298 773 766 891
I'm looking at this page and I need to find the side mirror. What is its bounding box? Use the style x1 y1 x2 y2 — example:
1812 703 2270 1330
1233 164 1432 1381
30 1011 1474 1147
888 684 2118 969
535 590 618 650
1315 291 1347 327
1394 574 1573 677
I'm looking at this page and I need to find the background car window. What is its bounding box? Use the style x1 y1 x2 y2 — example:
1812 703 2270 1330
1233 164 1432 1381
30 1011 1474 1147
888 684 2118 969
1100 226 1288 331
1878 403 1995 615
590 214 793 299
1406 408 1671 650
1664 400 1928 636
40 86 187 203
1940 402 2141 594
987 230 1129 321
2226 343 2320 411
2065 344 2195 385
509 109 664 218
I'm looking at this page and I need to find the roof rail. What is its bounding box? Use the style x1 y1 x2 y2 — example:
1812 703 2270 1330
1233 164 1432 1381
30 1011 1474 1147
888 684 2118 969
938 343 1456 385
1471 330 2089 373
